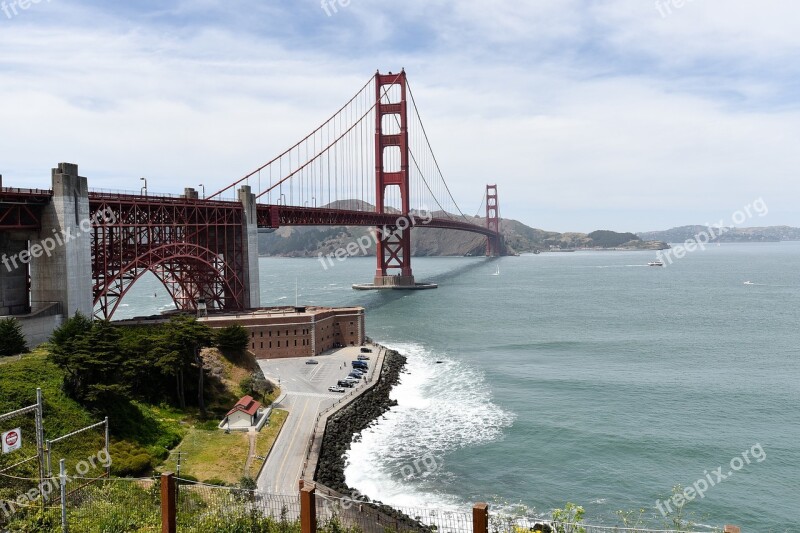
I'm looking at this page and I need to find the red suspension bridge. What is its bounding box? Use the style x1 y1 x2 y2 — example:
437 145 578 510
0 70 503 321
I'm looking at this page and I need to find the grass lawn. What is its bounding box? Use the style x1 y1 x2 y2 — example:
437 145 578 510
160 408 288 485
249 409 289 478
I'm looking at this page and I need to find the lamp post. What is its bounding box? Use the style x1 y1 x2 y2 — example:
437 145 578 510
199 183 205 198
140 177 148 196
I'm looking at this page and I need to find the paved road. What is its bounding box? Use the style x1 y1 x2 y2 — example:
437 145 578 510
256 346 378 495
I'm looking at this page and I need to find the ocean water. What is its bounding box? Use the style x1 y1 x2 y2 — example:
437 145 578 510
115 243 800 531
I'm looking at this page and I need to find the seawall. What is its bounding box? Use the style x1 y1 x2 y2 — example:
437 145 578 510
315 348 406 491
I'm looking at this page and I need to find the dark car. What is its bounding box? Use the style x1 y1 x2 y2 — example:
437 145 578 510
360 347 373 353
337 380 354 388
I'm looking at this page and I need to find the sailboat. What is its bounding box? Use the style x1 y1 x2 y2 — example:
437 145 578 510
492 265 500 276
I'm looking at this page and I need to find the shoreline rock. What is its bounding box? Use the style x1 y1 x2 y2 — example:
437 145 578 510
315 348 434 532
315 348 406 491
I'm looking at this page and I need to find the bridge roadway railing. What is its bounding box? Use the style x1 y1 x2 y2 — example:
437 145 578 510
257 205 497 238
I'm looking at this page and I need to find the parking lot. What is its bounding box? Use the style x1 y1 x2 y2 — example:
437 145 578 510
256 345 380 494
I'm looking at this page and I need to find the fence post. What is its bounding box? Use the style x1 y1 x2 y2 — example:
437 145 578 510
59 459 67 533
724 527 741 533
473 503 489 533
300 485 317 533
161 472 176 533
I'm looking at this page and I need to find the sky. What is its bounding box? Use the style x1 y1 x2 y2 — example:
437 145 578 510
0 0 798 233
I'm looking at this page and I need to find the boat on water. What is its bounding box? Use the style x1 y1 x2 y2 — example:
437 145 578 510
648 260 665 267
492 265 500 276
744 281 755 285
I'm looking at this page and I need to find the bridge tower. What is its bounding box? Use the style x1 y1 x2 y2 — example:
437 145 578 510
486 184 501 256
372 70 415 288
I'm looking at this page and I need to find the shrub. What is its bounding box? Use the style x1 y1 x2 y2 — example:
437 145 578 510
0 317 28 357
109 441 154 477
216 324 249 355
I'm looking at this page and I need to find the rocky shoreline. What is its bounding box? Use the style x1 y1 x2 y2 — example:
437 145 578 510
314 348 433 531
315 348 406 491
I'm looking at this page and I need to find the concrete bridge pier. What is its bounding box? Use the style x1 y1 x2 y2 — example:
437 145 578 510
29 163 93 319
239 185 261 309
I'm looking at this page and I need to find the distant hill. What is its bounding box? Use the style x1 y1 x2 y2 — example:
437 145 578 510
637 225 800 243
257 202 668 257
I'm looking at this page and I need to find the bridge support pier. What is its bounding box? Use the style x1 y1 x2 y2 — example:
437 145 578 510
239 185 261 309
30 163 93 318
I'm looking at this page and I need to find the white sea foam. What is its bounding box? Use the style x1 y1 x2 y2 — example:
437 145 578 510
344 342 515 510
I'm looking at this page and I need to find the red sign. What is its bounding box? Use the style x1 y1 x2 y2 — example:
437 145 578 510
2 428 22 454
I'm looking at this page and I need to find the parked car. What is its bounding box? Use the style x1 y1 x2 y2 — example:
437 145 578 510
305 359 319 365
357 355 370 361
348 372 363 380
337 380 354 388
328 386 346 393
360 347 373 353
352 361 368 369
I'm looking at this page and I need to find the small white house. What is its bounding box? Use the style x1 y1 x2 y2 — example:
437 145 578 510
223 395 261 429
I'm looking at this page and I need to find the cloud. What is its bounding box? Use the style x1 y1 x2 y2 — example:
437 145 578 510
0 0 797 231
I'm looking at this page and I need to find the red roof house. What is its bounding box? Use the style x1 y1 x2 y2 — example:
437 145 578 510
224 395 261 428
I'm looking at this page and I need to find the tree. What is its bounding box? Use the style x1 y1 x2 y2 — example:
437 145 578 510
215 324 249 356
0 317 28 356
51 320 131 406
49 312 93 348
0 317 28 357
240 371 274 402
152 316 214 413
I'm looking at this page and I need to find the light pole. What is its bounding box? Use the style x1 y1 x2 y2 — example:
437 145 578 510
140 177 147 196
312 196 316 208
199 183 205 198
279 193 286 206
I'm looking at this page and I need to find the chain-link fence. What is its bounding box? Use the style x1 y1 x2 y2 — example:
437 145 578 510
2 473 732 533
175 480 301 530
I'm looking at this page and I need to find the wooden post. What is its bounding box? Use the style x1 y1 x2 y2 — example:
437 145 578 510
473 503 489 533
161 472 176 533
724 527 741 533
301 485 317 533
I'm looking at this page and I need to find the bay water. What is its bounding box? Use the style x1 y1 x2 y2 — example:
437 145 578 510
116 243 800 531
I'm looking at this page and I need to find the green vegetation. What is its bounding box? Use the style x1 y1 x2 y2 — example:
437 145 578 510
156 408 287 484
5 478 364 533
1 313 277 482
551 503 586 533
216 324 250 355
587 230 640 247
0 317 28 357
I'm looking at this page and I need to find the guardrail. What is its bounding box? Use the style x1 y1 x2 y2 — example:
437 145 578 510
300 345 386 481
